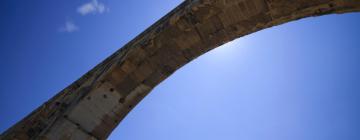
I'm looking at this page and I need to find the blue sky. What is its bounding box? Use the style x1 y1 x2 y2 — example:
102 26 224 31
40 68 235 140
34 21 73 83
0 0 360 140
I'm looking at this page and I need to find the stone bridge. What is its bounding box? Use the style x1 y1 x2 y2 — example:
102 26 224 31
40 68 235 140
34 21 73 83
1 0 360 139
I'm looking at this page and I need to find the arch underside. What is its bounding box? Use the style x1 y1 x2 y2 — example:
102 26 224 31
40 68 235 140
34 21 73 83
2 0 360 139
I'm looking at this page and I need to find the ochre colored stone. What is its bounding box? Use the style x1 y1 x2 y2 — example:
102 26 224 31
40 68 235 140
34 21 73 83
1 1 359 139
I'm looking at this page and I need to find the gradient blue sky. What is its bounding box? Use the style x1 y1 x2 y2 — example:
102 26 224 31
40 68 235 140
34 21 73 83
1 0 360 140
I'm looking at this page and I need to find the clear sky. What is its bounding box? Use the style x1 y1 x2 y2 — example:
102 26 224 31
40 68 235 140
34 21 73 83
0 0 360 140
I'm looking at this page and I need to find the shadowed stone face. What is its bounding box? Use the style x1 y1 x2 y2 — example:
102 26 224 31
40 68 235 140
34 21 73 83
1 0 360 139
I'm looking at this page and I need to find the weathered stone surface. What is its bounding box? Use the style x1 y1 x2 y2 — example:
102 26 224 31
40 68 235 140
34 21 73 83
1 0 359 139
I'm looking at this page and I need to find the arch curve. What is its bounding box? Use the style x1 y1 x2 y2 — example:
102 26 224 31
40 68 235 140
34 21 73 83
2 0 360 139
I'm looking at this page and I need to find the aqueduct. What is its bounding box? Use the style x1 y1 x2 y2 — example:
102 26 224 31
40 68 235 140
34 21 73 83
1 0 360 139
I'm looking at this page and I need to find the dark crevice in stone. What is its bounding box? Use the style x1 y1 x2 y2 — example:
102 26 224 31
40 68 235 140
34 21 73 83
118 98 125 104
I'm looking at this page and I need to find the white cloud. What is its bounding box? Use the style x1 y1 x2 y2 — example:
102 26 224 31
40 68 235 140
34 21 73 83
58 21 79 33
77 0 109 15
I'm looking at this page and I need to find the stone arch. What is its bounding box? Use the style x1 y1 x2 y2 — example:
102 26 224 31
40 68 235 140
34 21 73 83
1 0 360 140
